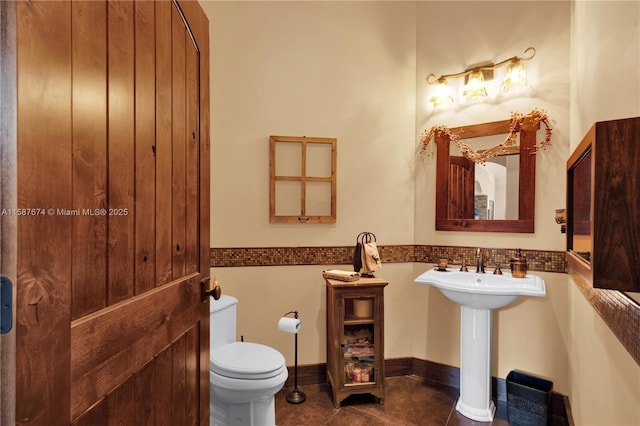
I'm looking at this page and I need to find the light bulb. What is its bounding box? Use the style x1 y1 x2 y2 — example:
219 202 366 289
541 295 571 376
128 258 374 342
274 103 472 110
429 77 454 108
463 70 488 100
502 59 528 92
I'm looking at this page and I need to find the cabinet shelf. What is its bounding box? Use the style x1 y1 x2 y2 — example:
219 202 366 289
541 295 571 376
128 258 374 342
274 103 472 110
344 382 375 387
325 276 388 408
344 316 374 325
343 351 375 358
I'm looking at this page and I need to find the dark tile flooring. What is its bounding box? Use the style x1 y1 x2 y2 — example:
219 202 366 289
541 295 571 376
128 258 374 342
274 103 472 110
275 375 510 426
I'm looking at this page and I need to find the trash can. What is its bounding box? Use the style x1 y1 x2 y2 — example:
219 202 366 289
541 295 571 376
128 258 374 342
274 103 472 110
506 370 553 426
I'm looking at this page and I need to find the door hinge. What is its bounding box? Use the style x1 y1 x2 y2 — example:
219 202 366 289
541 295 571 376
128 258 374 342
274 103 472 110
1 276 13 334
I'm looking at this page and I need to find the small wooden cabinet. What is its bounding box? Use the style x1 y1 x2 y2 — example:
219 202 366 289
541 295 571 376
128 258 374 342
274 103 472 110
325 277 388 408
567 116 640 292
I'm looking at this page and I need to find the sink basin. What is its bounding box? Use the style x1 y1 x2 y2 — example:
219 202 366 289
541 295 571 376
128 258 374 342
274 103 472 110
414 268 546 309
414 267 546 422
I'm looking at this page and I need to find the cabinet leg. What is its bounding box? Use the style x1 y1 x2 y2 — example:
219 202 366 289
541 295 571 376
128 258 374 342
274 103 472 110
329 386 340 409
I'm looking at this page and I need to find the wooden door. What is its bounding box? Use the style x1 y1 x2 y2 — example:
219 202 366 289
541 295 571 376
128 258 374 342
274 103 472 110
5 1 210 424
448 156 475 219
1 0 18 422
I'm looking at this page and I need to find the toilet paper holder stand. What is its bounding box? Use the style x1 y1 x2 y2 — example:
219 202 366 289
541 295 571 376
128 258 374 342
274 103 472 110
281 310 306 404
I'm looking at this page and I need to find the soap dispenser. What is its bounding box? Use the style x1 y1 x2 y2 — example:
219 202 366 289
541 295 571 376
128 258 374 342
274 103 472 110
510 248 527 278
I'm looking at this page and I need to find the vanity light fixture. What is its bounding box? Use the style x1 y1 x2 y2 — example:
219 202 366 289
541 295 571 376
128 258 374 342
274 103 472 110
426 47 536 107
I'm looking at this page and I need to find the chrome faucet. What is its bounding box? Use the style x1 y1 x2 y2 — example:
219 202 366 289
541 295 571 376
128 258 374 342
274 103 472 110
476 248 485 273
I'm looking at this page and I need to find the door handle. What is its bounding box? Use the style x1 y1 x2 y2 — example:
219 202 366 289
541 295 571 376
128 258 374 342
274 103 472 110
200 276 221 302
1 276 13 334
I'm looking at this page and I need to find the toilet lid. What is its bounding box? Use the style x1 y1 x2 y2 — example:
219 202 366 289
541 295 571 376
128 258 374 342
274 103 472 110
211 342 286 380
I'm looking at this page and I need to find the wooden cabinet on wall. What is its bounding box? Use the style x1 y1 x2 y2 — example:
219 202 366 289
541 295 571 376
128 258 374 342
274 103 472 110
325 277 387 408
567 116 640 292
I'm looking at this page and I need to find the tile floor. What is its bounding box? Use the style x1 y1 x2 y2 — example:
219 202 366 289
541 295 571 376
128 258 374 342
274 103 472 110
275 375 511 426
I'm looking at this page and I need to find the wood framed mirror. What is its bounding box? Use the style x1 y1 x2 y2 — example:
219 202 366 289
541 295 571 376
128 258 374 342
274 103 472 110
435 117 540 232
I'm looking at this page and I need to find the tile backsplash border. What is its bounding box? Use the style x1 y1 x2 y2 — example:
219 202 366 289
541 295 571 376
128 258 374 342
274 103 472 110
210 245 640 366
210 245 568 273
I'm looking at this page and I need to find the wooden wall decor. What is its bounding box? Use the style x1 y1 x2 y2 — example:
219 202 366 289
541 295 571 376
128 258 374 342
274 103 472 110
269 135 337 223
434 117 539 233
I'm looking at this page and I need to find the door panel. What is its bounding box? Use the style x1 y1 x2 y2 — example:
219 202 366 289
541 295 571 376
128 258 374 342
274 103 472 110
186 30 201 274
70 275 201 418
71 328 198 426
448 156 475 219
16 1 73 423
134 0 157 295
155 0 174 287
71 0 108 319
14 1 210 424
172 6 187 280
107 0 136 305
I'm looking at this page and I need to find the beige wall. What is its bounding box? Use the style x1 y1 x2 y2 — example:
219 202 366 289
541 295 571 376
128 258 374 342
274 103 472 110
206 0 417 247
204 1 639 424
414 0 570 251
208 264 416 364
413 0 572 393
568 1 640 425
204 0 417 368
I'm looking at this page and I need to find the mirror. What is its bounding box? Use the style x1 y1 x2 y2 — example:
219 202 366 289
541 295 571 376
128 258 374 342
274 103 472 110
435 117 539 232
566 146 592 263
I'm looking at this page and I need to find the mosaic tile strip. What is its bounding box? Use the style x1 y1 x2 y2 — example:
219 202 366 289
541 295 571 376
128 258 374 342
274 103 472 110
416 246 568 274
210 245 568 273
209 246 353 267
572 271 640 366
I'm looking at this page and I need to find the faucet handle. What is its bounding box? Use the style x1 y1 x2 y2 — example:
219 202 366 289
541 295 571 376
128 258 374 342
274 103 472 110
460 259 469 272
493 263 503 275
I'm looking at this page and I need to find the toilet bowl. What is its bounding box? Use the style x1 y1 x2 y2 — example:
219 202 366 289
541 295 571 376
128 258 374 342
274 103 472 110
209 295 288 426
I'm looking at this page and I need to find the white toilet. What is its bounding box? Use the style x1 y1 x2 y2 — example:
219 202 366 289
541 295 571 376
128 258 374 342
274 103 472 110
209 295 288 426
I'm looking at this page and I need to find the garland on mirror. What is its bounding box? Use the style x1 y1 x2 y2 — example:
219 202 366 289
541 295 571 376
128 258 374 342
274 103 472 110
419 109 552 164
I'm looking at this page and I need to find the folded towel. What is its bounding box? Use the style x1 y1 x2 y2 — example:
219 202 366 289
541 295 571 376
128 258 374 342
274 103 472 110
322 269 361 282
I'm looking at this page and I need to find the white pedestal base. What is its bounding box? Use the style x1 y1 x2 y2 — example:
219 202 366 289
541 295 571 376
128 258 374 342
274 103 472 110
456 396 496 422
456 306 495 422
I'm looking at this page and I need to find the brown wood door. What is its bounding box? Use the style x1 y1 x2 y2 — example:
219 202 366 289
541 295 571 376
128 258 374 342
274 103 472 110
448 156 475 219
7 1 210 424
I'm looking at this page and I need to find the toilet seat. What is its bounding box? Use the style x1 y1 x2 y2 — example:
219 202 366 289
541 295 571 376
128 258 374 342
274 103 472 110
211 342 286 380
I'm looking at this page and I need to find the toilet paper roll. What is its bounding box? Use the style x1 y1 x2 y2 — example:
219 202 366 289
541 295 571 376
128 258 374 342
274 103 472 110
278 317 301 334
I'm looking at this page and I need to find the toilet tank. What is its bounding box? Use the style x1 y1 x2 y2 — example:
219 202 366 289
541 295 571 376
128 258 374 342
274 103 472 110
209 294 238 349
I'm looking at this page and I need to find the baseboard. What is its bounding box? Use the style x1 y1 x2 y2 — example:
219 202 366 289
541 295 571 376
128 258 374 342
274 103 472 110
285 362 326 387
410 357 459 388
286 357 572 425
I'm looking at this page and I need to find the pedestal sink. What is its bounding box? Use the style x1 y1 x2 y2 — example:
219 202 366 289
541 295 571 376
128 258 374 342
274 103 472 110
414 268 546 422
